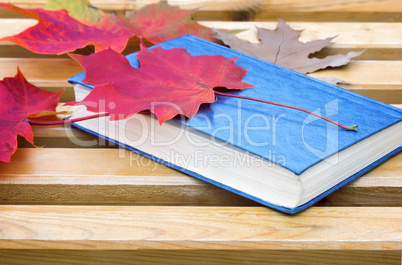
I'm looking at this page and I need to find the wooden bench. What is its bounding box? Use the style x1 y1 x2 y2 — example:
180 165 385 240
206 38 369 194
0 0 401 264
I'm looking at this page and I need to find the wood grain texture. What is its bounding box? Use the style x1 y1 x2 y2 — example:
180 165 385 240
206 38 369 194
0 58 80 87
0 250 400 265
0 205 401 250
252 0 402 22
0 149 400 206
1 0 402 22
255 12 402 23
0 0 401 12
2 19 402 49
257 0 402 12
0 0 263 11
0 0 401 261
202 21 402 49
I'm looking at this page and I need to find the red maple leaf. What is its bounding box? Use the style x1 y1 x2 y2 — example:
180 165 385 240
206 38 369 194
67 45 253 124
125 1 216 44
0 1 218 54
0 3 133 54
0 69 64 162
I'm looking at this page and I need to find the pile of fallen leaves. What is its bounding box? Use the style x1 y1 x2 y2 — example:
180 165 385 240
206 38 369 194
0 0 362 162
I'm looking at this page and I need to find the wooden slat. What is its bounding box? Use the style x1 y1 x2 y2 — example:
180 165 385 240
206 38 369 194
0 0 263 22
310 60 402 85
6 44 399 61
0 0 263 11
0 148 244 206
0 250 399 265
255 0 402 12
1 19 402 60
2 19 402 49
1 0 402 22
253 0 402 22
255 12 402 23
0 58 80 87
3 10 401 23
1 0 401 13
0 18 36 40
1 148 400 206
0 205 401 250
202 21 402 49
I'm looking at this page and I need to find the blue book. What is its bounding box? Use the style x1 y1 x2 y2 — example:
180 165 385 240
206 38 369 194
68 35 402 214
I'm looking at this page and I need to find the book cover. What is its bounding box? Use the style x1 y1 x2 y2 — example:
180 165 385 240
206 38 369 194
69 35 401 214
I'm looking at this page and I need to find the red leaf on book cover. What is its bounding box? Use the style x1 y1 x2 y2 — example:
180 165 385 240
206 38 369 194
67 45 253 124
0 69 64 162
0 3 134 54
214 19 363 74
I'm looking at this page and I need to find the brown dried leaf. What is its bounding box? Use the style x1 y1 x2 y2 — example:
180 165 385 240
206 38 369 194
214 19 364 74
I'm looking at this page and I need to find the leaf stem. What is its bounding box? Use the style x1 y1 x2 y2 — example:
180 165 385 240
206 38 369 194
214 91 358 131
28 113 110 125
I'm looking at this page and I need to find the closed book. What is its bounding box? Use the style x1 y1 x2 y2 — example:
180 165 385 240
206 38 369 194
68 34 401 214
